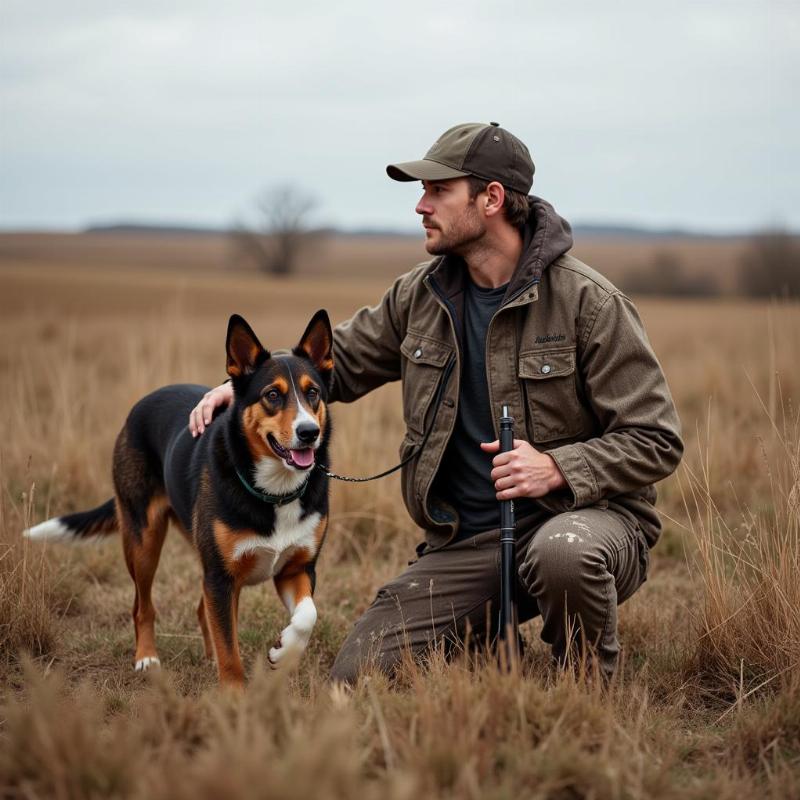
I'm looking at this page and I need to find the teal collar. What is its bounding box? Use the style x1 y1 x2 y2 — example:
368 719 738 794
235 467 310 506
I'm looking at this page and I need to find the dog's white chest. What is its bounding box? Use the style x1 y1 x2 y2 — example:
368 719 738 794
232 505 321 585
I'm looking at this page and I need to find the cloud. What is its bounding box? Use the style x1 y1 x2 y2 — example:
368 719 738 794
1 0 797 230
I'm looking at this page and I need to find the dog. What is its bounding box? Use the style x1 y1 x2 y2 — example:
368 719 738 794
24 310 333 687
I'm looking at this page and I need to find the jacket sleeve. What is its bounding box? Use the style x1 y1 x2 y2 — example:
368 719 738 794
545 292 683 509
328 271 409 404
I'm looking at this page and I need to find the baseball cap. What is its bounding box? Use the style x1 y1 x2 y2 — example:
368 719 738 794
386 122 535 195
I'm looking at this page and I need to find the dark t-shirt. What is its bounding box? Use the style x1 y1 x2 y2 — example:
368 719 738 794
433 275 537 539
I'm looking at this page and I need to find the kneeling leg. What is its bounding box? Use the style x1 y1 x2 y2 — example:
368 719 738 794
518 508 647 678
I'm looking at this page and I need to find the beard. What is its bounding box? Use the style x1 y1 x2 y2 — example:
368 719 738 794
424 202 486 256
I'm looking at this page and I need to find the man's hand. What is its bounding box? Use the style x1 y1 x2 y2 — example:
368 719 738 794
480 438 567 500
189 381 234 437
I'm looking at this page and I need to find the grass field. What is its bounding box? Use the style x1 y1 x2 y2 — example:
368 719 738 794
0 228 750 290
1 252 799 798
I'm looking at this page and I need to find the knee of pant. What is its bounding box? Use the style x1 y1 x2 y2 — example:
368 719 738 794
329 652 359 687
520 530 601 598
329 622 397 687
330 642 402 687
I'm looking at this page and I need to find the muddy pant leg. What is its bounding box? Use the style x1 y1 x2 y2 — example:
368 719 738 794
518 508 648 678
330 528 507 685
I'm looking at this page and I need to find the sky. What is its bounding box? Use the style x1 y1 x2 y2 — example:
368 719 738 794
1 1 797 234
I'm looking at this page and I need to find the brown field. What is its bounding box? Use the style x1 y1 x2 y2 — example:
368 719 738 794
0 228 750 290
1 245 799 798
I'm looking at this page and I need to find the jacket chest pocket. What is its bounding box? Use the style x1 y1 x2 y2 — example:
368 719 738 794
400 331 453 438
519 348 586 443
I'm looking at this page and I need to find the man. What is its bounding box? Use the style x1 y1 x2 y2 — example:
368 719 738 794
189 122 683 682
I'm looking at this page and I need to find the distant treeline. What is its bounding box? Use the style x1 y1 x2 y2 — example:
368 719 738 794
80 221 800 299
84 221 784 241
620 231 800 298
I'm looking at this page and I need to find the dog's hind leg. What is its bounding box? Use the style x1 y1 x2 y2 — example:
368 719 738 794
113 426 171 672
119 494 169 672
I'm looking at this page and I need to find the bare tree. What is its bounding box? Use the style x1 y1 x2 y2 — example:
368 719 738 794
231 184 319 276
738 230 800 298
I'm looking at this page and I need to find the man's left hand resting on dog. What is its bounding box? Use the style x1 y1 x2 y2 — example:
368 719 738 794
189 381 233 437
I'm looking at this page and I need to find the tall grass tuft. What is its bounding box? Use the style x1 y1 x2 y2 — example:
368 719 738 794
0 474 60 665
684 393 800 702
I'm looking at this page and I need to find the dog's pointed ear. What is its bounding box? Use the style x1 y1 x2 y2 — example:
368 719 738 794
226 315 269 379
294 309 333 385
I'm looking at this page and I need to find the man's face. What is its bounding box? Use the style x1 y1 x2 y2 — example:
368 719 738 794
415 178 486 256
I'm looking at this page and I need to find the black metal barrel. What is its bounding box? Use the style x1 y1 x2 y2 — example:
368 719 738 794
498 404 518 666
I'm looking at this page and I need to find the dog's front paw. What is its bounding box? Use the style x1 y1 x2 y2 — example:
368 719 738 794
269 598 317 668
268 635 284 668
268 645 283 668
268 626 309 668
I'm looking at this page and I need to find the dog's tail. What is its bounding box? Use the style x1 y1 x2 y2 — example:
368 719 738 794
24 498 118 542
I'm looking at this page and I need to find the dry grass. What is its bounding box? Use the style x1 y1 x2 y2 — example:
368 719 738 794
1 258 799 798
0 228 749 289
684 398 800 696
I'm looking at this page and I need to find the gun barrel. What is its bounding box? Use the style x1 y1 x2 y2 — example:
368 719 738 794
497 404 518 665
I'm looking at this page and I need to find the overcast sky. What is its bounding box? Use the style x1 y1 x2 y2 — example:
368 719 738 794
1 1 797 233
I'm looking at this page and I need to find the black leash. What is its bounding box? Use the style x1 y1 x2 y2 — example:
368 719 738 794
316 356 456 484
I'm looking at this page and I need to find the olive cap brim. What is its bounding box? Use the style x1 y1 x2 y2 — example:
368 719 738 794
386 159 471 183
386 122 535 194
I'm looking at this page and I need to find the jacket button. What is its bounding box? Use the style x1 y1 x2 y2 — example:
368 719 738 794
541 364 552 374
414 348 423 359
443 398 454 408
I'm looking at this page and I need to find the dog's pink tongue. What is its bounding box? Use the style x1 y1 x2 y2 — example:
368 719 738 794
290 448 315 468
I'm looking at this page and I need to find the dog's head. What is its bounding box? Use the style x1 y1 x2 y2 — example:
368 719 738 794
225 310 333 479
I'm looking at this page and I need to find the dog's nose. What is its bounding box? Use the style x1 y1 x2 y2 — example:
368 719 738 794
296 422 320 444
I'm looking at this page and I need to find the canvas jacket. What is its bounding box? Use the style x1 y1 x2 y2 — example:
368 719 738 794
329 197 683 551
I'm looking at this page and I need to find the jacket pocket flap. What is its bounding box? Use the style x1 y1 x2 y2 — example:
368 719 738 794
519 349 576 379
401 332 452 367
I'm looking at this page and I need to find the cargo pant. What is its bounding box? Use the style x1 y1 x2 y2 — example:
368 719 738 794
329 506 650 684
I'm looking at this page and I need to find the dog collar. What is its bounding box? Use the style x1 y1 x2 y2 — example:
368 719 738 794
235 468 309 506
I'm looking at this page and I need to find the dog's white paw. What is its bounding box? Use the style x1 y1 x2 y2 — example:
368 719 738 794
269 597 317 668
268 629 308 668
268 645 285 668
135 656 161 672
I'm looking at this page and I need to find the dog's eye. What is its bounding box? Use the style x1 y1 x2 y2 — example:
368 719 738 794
306 387 319 401
264 389 280 403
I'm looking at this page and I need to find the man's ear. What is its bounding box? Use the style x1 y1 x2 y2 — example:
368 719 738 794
226 315 268 379
294 309 333 385
484 181 506 218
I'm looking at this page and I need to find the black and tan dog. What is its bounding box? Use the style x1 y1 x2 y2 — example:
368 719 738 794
25 311 333 687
